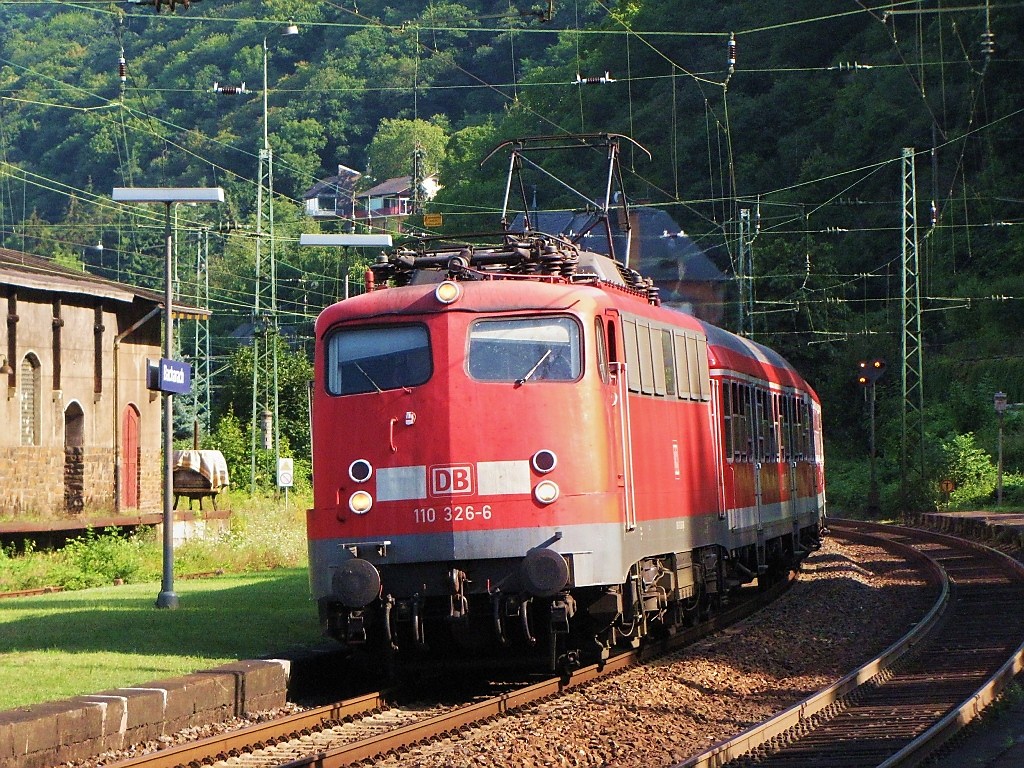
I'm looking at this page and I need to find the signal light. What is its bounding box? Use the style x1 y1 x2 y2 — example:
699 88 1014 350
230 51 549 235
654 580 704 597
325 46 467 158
856 359 886 386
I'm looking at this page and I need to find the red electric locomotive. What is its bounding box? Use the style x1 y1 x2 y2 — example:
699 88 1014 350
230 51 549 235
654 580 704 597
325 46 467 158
307 136 825 670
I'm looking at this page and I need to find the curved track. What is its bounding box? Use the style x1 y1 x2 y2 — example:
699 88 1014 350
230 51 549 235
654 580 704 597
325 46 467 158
678 518 1024 768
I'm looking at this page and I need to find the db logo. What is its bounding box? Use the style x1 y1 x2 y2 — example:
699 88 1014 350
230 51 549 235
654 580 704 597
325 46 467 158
431 465 473 496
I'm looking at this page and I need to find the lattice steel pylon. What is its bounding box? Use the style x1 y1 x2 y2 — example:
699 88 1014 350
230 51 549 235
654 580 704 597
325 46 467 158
901 147 926 499
190 229 211 438
250 143 280 493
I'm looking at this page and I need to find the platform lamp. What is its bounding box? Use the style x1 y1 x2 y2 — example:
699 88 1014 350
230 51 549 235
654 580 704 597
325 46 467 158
298 233 394 298
0 355 12 376
111 187 225 609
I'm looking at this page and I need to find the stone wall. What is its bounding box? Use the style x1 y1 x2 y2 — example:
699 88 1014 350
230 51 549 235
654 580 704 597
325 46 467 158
0 447 64 517
0 446 139 518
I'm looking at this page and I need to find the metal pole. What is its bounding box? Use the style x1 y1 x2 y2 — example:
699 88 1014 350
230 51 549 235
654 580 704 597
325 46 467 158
867 382 879 516
997 410 1004 507
995 391 1007 507
111 186 223 610
263 36 270 152
157 201 178 609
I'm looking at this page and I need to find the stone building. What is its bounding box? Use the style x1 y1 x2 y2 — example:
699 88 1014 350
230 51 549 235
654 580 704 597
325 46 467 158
0 248 203 519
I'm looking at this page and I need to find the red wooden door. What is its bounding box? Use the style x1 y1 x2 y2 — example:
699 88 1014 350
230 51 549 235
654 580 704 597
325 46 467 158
121 405 140 509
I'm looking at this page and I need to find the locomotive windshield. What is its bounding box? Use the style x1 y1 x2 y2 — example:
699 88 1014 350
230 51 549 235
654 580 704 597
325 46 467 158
468 317 581 382
325 325 432 395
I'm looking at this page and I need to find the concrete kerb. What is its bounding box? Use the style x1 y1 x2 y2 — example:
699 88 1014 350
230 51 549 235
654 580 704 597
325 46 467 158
0 659 290 768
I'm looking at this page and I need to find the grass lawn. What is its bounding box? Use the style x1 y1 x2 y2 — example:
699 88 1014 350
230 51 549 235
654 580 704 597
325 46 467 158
0 568 322 711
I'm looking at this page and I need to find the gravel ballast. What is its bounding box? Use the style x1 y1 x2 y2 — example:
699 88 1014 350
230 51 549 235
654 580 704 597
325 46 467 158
61 536 934 768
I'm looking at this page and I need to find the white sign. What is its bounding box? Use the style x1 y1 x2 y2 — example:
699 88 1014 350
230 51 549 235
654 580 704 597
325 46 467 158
277 458 294 488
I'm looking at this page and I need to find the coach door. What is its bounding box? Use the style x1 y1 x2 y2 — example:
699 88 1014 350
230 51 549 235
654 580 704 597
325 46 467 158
752 388 765 531
602 311 636 531
784 394 799 519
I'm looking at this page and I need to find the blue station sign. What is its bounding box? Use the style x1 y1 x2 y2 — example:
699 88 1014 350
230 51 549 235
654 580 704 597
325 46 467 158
148 358 192 395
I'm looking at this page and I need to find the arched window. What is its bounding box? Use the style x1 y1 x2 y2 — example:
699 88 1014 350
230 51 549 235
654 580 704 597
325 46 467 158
65 401 84 448
64 402 85 513
20 354 41 446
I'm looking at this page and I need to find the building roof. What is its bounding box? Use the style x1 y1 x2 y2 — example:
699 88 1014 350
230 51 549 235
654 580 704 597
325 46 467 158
358 175 415 198
511 207 729 284
0 247 209 318
300 164 362 201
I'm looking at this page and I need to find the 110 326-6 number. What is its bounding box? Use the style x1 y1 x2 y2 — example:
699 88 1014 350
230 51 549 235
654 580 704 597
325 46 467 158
413 505 492 524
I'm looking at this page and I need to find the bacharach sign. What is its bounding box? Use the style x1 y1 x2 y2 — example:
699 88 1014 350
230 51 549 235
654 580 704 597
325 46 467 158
147 358 192 395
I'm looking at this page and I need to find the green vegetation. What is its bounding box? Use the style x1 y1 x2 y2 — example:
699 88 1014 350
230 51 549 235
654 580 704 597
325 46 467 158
0 497 316 711
0 569 319 711
0 495 309 593
0 3 1021 514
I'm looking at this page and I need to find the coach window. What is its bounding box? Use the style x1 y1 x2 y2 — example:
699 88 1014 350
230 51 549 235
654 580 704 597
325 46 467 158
780 395 791 462
673 333 690 399
740 384 753 462
661 330 676 397
595 318 610 384
696 336 712 401
638 324 656 395
686 335 701 400
325 325 431 395
796 399 809 460
468 316 581 382
724 378 733 456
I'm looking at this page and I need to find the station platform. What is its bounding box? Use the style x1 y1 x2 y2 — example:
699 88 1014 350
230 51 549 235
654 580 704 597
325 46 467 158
913 509 1024 550
0 508 231 551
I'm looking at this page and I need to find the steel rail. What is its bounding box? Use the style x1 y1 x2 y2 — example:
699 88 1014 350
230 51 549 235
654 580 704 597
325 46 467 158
675 518 1024 768
106 693 387 768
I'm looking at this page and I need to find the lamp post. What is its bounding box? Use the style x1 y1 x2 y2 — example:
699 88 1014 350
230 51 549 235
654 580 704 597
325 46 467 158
299 233 394 299
250 23 299 494
995 391 1007 506
111 187 225 609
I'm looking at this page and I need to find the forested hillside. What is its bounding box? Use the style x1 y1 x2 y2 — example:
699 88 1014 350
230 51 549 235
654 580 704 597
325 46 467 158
1 1 1021 510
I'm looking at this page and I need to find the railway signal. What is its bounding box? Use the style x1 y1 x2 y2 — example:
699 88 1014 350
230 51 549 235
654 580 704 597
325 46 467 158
856 358 886 515
856 358 886 386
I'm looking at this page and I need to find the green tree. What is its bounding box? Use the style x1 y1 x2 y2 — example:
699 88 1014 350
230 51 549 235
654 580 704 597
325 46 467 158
216 335 313 458
366 117 450 181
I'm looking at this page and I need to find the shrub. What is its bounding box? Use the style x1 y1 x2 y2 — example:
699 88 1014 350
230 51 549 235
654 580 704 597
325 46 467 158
59 528 148 589
939 432 997 508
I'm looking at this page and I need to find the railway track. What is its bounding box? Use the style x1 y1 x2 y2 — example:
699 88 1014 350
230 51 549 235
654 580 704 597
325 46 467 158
102 522 1019 768
677 518 1024 768
105 574 793 768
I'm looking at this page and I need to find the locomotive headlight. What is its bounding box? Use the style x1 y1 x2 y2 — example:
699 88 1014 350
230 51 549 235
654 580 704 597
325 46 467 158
533 480 560 505
532 449 557 474
434 280 461 304
348 459 373 483
349 490 373 514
